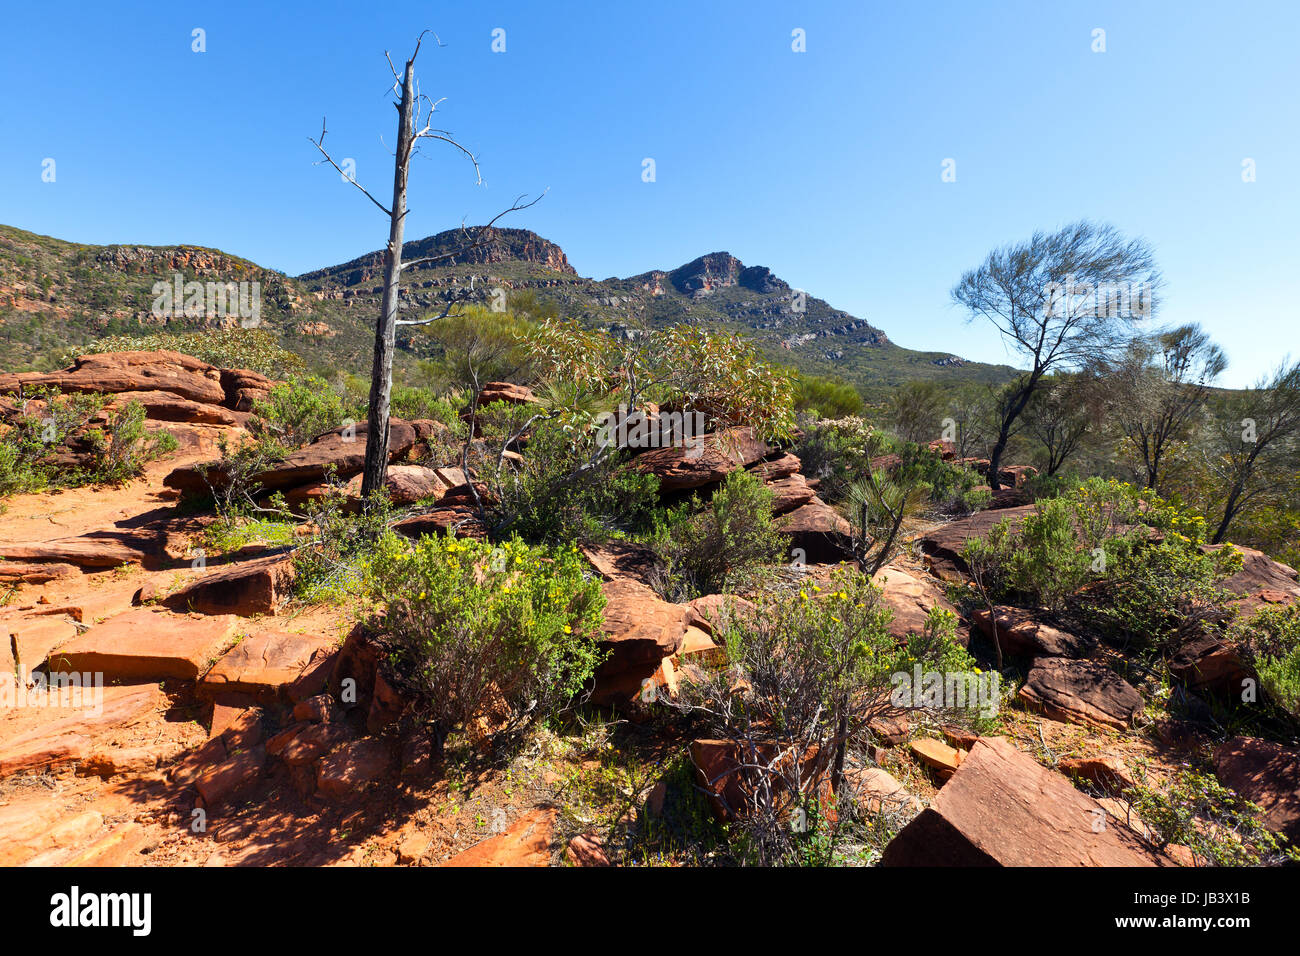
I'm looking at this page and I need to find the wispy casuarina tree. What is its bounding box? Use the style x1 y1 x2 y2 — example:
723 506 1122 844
951 221 1161 490
1021 373 1094 477
1202 359 1300 544
1110 324 1227 492
310 31 541 503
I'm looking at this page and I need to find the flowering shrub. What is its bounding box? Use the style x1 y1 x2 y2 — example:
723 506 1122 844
364 533 605 748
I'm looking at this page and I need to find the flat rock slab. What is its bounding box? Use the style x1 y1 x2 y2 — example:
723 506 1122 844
200 628 336 701
846 766 922 815
195 745 266 809
910 737 964 773
1018 657 1143 731
881 737 1174 866
0 684 164 777
46 608 242 681
0 562 79 584
439 808 556 867
165 420 418 495
748 452 802 482
107 390 241 425
162 553 295 616
1213 736 1300 844
580 541 661 588
316 738 393 799
872 566 963 646
0 529 170 570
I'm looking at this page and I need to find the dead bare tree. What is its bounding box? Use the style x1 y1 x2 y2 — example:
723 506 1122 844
310 31 542 503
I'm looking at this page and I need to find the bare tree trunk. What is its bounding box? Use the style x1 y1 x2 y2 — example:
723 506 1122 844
360 57 416 502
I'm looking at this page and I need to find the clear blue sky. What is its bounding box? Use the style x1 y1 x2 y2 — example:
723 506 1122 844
1 1 1295 387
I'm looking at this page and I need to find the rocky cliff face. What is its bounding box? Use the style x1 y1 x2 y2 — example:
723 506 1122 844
299 227 577 288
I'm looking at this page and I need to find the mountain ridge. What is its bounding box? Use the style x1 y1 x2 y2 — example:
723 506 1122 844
0 222 1015 396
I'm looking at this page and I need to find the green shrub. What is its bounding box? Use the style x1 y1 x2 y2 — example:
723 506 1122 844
77 328 305 378
791 417 876 504
389 385 465 433
0 390 174 495
86 401 179 483
1235 604 1300 716
648 469 786 601
365 533 606 749
1121 765 1295 866
1008 498 1093 612
0 441 44 498
793 374 864 419
674 567 973 865
489 418 660 546
1085 536 1238 653
292 485 394 605
252 376 350 450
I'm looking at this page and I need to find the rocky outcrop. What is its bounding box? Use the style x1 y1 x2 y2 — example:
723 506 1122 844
161 552 295 616
1213 736 1300 845
970 607 1092 659
881 737 1175 866
1209 544 1300 615
1018 658 1144 731
590 579 692 706
1168 633 1256 698
918 505 1037 581
165 420 419 495
777 497 854 563
633 427 771 492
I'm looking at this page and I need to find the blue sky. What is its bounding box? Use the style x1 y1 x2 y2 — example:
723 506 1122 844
1 1 1295 386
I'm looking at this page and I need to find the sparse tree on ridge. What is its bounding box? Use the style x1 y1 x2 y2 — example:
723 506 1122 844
1021 373 1094 477
1201 359 1300 544
310 31 541 503
951 220 1162 490
1109 323 1227 493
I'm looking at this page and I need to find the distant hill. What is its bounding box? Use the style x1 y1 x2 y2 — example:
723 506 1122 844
0 222 1017 396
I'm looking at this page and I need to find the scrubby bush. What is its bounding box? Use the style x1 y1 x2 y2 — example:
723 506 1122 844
86 400 179 483
0 390 175 496
793 373 864 419
78 328 305 378
0 440 44 498
291 485 394 604
672 567 975 865
791 417 876 504
1119 765 1295 866
365 533 606 750
1083 535 1238 653
488 417 660 546
252 376 351 450
1235 604 1300 716
648 469 786 601
961 478 1238 653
